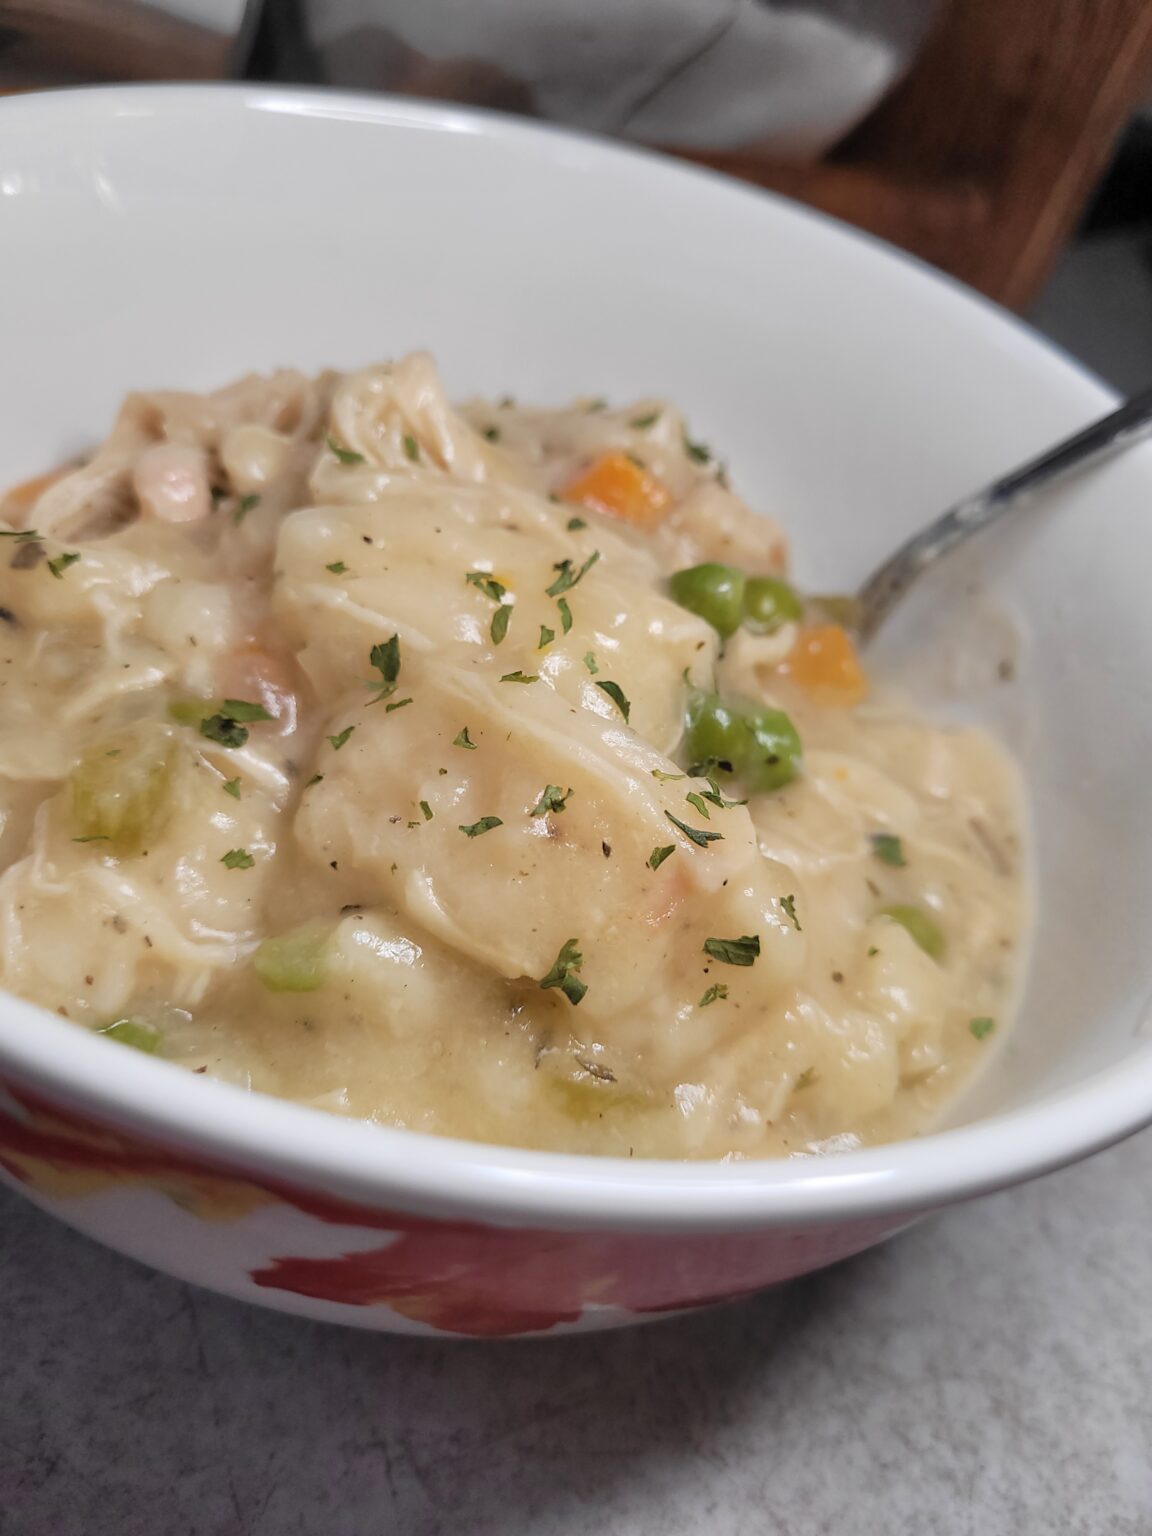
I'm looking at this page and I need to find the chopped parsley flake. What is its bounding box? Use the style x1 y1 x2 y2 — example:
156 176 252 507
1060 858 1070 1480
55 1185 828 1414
685 791 711 820
72 834 110 844
665 811 723 847
699 775 746 809
221 848 255 870
703 934 760 967
871 832 907 867
567 516 588 531
586 398 607 413
305 773 324 788
198 699 273 749
465 570 508 604
234 494 260 524
538 937 587 1006
594 679 630 720
453 728 477 749
483 425 501 442
222 777 242 799
557 597 573 633
47 551 81 579
538 624 555 649
403 433 420 462
970 1016 995 1040
367 635 401 703
867 945 879 957
699 787 746 809
699 983 728 1007
648 844 675 870
0 528 40 542
780 894 801 930
327 435 366 465
199 715 249 748
631 412 660 430
651 769 686 783
500 670 537 684
530 785 572 816
491 603 512 645
220 699 273 723
577 1057 616 1083
583 651 599 675
459 816 503 838
385 697 413 713
795 1067 818 1090
683 429 712 464
327 726 355 751
420 800 434 821
546 550 600 597
326 560 348 574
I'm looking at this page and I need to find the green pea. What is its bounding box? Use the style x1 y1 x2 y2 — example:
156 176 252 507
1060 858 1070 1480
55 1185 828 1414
741 704 803 792
684 693 801 793
684 692 745 773
879 904 945 960
743 576 803 633
668 563 746 638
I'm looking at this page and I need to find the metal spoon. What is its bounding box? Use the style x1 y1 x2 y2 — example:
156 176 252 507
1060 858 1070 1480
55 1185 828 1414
853 385 1152 645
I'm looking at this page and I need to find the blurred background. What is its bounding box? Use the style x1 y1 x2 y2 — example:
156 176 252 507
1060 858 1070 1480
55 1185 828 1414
2 0 1151 385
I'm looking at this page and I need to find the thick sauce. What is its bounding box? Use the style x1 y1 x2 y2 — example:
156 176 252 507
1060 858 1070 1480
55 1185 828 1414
0 354 1026 1158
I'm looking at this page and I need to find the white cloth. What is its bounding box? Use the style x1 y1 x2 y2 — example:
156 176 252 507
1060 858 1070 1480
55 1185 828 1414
304 0 935 157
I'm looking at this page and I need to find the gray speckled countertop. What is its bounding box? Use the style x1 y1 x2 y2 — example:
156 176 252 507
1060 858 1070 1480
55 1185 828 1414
4 1131 1152 1535
7 229 1152 1536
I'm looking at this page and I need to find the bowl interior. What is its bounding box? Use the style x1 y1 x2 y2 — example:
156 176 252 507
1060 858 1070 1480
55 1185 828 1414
2 84 1151 1195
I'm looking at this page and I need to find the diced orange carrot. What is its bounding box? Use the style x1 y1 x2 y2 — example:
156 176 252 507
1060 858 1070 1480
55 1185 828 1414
561 452 672 530
785 623 868 706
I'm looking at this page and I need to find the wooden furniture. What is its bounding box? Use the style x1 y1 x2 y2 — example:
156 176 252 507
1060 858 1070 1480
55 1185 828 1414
680 0 1152 310
0 0 235 86
5 0 1151 307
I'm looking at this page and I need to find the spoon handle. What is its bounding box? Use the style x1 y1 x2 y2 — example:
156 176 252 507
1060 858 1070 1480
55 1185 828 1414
854 384 1152 644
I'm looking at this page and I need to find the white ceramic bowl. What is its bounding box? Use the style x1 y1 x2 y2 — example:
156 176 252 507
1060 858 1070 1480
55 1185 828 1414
2 84 1151 1338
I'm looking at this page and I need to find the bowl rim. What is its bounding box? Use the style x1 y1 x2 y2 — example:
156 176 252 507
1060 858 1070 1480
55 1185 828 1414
2 80 1150 1235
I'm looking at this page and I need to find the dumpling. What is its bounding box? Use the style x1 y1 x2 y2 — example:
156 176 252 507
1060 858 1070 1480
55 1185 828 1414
293 657 806 1034
274 492 716 756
